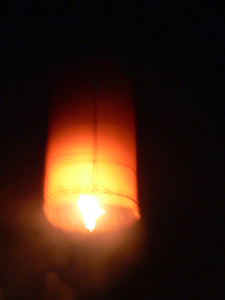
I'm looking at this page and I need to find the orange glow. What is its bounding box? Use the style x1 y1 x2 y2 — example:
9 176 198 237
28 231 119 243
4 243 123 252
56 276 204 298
77 195 105 231
43 61 140 232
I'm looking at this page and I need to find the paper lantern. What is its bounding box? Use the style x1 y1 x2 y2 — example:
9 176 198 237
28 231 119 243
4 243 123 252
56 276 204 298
43 61 140 232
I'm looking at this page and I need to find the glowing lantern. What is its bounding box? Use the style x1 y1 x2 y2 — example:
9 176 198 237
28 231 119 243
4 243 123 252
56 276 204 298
43 61 140 232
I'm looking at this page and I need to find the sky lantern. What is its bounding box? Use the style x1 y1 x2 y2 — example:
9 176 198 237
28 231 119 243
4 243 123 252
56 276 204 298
43 61 140 233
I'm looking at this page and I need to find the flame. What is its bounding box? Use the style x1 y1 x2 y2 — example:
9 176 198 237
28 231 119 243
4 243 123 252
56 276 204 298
77 195 105 231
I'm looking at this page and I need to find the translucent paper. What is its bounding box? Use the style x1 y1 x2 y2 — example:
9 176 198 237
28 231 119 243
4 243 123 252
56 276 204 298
44 61 140 232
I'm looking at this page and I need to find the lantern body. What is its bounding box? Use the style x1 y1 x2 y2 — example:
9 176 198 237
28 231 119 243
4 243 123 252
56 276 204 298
44 62 140 232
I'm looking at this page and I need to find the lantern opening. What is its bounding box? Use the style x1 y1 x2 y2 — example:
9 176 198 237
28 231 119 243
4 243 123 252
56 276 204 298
77 195 105 231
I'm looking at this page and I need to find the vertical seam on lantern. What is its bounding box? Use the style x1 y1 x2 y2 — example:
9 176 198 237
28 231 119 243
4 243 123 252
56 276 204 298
93 59 99 192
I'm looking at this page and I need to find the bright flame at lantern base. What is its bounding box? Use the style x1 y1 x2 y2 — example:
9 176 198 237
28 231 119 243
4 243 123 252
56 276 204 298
77 195 105 231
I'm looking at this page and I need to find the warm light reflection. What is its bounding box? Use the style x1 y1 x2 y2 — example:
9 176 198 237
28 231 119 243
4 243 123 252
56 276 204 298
77 195 105 231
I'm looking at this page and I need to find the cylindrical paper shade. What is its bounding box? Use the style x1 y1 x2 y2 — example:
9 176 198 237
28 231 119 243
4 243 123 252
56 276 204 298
44 61 140 232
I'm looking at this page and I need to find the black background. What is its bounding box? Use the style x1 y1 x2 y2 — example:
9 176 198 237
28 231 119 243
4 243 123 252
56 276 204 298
1 2 224 299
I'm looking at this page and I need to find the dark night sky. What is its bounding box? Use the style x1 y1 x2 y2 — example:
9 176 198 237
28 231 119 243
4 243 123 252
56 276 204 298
0 2 224 299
